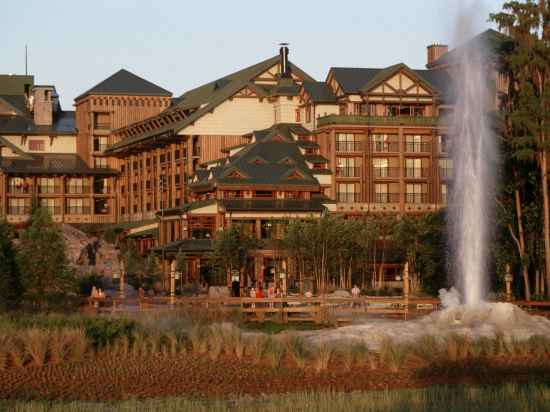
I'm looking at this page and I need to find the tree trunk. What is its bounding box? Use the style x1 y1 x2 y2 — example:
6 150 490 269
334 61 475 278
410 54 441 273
515 186 531 300
540 148 550 298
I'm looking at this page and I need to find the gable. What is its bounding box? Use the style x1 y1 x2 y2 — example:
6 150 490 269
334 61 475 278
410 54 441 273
365 69 435 97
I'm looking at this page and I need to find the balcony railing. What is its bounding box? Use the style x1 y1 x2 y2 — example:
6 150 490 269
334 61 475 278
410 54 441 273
41 206 62 215
66 206 91 215
406 193 429 204
38 186 62 194
371 142 400 153
93 143 109 152
7 206 31 215
336 141 362 152
8 186 31 194
373 167 400 178
337 192 361 203
405 168 430 178
94 123 110 130
374 193 400 203
66 186 91 195
318 114 441 127
336 167 361 178
405 142 431 153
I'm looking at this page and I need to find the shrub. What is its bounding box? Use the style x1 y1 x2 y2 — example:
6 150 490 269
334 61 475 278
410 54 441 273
312 342 334 373
208 326 224 360
188 324 208 354
5 337 24 368
351 341 370 367
22 328 49 367
380 337 407 372
48 329 72 364
65 328 89 362
285 336 309 369
263 338 285 368
83 317 137 348
245 336 267 364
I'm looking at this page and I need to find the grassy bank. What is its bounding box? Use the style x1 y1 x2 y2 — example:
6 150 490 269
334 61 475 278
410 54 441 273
1 384 550 412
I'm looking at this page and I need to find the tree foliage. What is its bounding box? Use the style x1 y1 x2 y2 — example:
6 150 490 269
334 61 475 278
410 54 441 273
17 207 76 309
212 225 257 286
0 219 23 310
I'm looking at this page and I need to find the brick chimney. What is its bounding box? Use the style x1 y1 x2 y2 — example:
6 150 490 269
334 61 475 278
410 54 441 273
427 44 449 67
32 85 54 126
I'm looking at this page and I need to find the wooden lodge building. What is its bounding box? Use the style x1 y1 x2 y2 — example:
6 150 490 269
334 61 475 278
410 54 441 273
0 29 509 289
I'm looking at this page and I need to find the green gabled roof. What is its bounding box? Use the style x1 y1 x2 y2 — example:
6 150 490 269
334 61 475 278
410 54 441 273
428 29 509 68
302 81 337 102
75 69 172 101
360 63 438 94
303 154 329 163
189 123 320 189
106 58 314 154
154 239 213 255
0 153 118 176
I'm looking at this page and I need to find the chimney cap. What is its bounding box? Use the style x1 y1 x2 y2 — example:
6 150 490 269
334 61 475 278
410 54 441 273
279 42 289 46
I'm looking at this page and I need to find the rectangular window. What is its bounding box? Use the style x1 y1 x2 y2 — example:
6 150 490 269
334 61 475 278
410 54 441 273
374 183 388 203
441 183 448 204
439 158 453 178
38 177 57 194
66 198 89 215
8 177 30 194
405 158 425 178
94 157 108 168
336 157 360 177
28 140 45 151
371 134 399 152
406 183 427 204
120 164 125 173
93 112 110 130
67 178 88 194
8 198 30 215
405 135 429 153
439 135 449 153
295 108 301 123
337 183 358 203
93 136 108 152
372 158 399 178
336 133 361 152
306 105 311 123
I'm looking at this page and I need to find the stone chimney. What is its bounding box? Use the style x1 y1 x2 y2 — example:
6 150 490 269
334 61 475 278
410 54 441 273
427 44 449 67
32 85 54 126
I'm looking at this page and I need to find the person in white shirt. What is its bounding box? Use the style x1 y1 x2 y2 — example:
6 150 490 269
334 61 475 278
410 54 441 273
352 285 361 298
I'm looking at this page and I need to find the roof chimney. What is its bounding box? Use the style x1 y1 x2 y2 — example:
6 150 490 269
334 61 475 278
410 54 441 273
279 43 290 78
427 44 449 68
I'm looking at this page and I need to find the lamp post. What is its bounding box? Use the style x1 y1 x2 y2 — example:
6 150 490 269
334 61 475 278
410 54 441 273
504 264 513 302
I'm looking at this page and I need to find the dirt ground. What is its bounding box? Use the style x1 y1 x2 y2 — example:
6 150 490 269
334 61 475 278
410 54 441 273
1 353 549 401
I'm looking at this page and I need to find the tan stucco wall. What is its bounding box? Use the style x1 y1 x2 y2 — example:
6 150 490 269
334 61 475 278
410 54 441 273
2 134 76 153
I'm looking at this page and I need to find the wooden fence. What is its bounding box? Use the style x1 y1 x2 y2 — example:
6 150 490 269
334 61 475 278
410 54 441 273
88 295 442 323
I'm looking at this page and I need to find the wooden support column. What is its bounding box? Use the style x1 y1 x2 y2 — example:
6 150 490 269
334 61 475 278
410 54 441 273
398 127 405 214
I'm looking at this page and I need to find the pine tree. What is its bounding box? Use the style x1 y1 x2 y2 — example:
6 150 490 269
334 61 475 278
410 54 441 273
0 220 23 310
17 207 75 309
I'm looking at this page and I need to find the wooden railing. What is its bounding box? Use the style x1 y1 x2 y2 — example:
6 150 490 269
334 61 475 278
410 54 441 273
88 296 442 322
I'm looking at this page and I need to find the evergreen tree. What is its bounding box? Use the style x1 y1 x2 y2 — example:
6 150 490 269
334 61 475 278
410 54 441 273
0 219 23 310
17 207 75 309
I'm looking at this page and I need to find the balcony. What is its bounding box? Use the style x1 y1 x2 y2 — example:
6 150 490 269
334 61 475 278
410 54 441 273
405 168 430 178
8 186 31 194
371 142 400 153
374 193 400 203
7 206 31 215
41 206 62 215
37 186 62 194
66 206 91 215
440 168 452 179
406 142 431 153
93 123 110 131
337 192 361 203
373 167 400 178
66 186 91 195
93 143 109 152
406 193 429 204
336 167 361 178
318 114 441 127
336 141 362 152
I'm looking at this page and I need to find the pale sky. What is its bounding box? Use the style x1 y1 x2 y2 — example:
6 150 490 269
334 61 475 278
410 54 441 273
3 0 506 109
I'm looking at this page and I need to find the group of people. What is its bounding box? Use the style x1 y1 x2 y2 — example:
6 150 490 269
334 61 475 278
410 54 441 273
90 286 106 299
249 284 284 299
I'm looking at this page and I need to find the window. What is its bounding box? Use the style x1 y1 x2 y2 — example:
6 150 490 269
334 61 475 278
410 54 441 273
120 164 125 173
8 198 29 215
295 108 301 122
373 158 399 178
93 136 108 152
94 198 108 215
28 140 45 151
439 159 453 178
93 112 110 130
38 177 56 194
441 184 448 204
40 198 57 215
375 183 388 203
336 133 361 152
66 198 89 215
371 134 398 152
405 135 428 153
306 105 311 123
406 183 427 204
336 157 360 177
67 178 87 194
94 157 108 169
146 180 151 190
406 158 425 178
254 190 274 198
121 185 125 194
44 90 51 101
146 158 151 168
337 183 358 203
